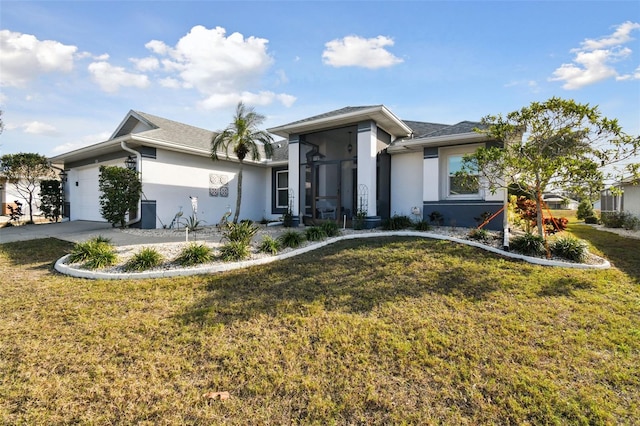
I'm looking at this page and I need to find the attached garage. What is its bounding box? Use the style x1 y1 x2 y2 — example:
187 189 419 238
69 165 104 222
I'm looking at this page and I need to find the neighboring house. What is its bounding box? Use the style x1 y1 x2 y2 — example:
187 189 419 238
0 177 43 217
542 193 579 210
50 105 507 231
601 177 640 216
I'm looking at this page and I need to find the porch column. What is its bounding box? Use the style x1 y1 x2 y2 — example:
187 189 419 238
357 121 378 218
287 135 301 223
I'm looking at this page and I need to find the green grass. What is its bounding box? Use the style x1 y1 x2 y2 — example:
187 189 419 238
0 229 638 424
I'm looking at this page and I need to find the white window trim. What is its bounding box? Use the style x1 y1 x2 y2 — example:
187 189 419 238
275 170 289 209
439 144 484 201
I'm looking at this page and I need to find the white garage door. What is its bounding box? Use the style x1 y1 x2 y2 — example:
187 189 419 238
72 166 104 222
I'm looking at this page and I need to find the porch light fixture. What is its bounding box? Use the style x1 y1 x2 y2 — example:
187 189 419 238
347 131 353 154
59 170 68 182
125 155 137 170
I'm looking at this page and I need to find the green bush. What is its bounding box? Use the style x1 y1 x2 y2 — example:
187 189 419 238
223 221 259 245
305 226 327 241
623 214 640 231
468 228 490 242
382 215 413 230
510 233 546 257
176 243 213 266
124 247 164 271
550 236 588 263
69 237 117 268
320 221 341 237
278 230 305 248
584 215 600 224
219 241 250 262
414 220 432 231
576 199 595 221
600 211 627 228
258 235 281 255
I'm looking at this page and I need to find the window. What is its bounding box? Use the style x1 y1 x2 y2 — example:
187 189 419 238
275 170 289 209
448 155 479 196
440 145 482 199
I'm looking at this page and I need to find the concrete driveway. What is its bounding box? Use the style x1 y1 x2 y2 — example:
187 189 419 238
0 220 186 246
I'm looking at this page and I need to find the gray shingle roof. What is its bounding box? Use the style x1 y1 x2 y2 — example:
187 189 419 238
401 120 450 138
131 111 217 152
279 105 381 127
419 120 485 138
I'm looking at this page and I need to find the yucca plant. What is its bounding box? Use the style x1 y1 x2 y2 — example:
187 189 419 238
414 220 432 231
550 236 588 262
124 247 164 272
219 241 251 262
258 235 281 255
223 221 259 245
305 226 327 242
68 237 116 265
320 221 341 237
278 230 305 248
510 233 546 256
176 243 214 266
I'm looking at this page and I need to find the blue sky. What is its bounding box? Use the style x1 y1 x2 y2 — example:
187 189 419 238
1 1 639 163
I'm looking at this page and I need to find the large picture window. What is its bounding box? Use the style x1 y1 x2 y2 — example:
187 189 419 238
440 144 482 199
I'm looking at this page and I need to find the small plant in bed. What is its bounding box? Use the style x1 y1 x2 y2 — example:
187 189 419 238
219 241 251 262
68 237 118 269
550 235 588 262
320 221 341 237
258 235 281 255
223 221 259 245
176 243 213 266
278 230 305 248
305 226 327 241
510 233 546 257
124 247 164 272
468 228 491 242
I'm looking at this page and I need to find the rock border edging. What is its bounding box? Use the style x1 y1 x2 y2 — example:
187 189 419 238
54 231 611 280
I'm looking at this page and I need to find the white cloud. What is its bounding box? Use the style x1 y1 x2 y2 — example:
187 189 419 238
22 121 59 136
550 21 640 89
87 61 150 93
199 90 297 110
0 30 77 87
322 35 403 69
50 131 111 154
134 25 294 109
130 56 159 72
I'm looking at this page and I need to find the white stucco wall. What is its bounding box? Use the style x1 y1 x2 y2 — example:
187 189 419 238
142 150 270 228
67 159 123 222
390 151 423 217
623 183 640 216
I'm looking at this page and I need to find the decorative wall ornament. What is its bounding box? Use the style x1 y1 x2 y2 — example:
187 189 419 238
209 173 229 197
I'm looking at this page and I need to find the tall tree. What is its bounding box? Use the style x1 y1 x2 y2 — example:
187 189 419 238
0 153 54 223
462 97 638 237
211 102 274 223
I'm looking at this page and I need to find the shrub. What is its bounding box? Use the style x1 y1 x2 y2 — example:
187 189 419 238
278 230 305 248
382 215 413 230
414 220 432 231
219 241 250 262
468 228 490 242
124 247 164 271
428 211 444 226
550 236 588 263
320 221 341 237
584 215 600 224
510 233 546 257
600 211 627 228
258 235 281 255
69 237 116 265
543 217 568 234
176 243 213 266
305 226 327 241
223 221 259 245
576 199 595 221
623 214 640 231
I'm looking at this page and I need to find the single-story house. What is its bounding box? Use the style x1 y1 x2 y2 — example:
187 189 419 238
49 105 507 231
542 193 579 210
601 177 640 216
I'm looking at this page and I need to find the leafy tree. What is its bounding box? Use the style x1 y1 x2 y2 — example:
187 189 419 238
98 165 142 228
462 97 638 237
39 179 63 222
0 153 54 223
211 102 273 223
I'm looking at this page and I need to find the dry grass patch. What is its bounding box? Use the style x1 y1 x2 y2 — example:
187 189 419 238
1 235 638 424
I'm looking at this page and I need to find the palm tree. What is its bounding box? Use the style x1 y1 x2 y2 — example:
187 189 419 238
211 102 274 223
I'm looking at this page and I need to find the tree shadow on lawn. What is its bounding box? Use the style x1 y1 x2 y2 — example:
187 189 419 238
568 224 640 284
180 237 509 326
0 238 72 271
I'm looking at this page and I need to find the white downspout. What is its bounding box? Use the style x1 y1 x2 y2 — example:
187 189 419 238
121 141 142 226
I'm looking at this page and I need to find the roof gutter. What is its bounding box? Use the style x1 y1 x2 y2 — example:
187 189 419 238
121 141 141 227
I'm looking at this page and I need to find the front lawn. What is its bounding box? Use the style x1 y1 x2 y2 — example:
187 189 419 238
0 227 638 424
